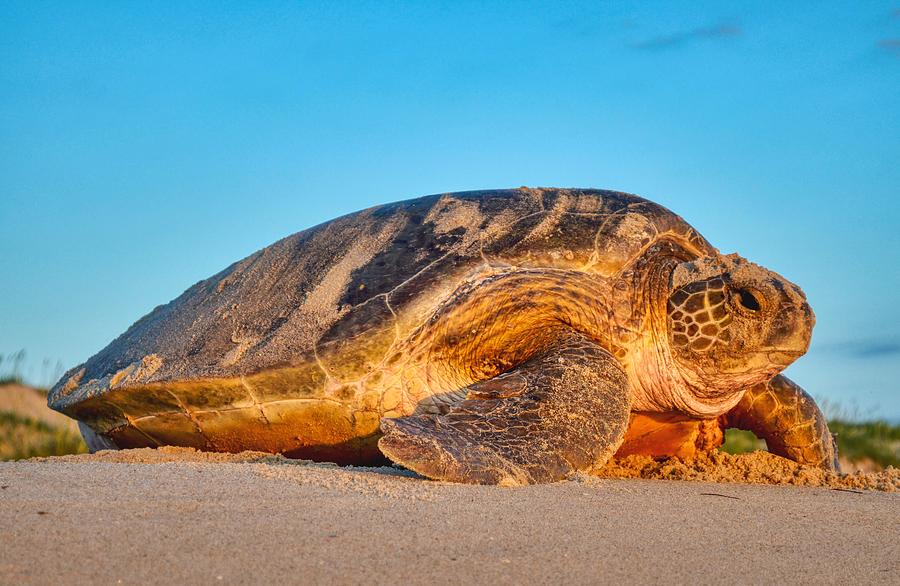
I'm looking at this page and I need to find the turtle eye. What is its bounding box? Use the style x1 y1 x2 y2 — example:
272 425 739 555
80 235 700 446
735 288 761 311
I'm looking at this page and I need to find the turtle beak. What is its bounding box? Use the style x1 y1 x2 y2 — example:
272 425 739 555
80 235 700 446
766 299 815 366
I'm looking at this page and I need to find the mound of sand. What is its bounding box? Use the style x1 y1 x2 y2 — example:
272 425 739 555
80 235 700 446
36 446 900 492
36 445 290 464
596 450 900 492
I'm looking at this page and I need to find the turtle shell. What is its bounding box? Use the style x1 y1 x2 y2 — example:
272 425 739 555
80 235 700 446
49 188 714 418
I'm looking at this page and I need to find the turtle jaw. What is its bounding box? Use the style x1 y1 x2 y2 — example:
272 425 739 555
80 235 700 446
767 349 805 365
764 302 815 362
715 348 805 377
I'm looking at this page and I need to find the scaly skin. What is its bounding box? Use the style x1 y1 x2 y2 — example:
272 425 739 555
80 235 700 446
615 413 724 460
724 375 839 470
614 377 839 473
380 330 631 485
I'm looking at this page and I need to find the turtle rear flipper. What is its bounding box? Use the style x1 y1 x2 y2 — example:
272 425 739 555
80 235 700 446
378 330 631 485
725 375 839 472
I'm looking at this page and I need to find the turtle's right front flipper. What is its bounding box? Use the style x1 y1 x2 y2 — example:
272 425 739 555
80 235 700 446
724 375 839 472
378 330 631 485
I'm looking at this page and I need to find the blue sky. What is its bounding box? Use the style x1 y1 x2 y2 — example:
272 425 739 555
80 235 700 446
1 1 898 419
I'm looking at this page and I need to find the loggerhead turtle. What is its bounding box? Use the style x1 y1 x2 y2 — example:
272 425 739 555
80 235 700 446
48 188 837 484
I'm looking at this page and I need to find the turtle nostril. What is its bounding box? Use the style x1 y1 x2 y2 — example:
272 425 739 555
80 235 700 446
736 289 761 311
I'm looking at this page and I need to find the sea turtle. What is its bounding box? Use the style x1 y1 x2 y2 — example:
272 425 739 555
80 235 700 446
48 188 837 484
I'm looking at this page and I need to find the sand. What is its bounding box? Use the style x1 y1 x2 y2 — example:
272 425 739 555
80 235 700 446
33 447 900 492
599 451 900 492
2 450 898 584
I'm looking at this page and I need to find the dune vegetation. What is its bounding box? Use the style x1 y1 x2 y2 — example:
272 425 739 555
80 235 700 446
828 420 900 469
0 411 87 460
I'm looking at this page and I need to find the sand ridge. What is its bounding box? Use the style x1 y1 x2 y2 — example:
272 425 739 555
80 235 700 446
595 450 899 492
35 446 900 492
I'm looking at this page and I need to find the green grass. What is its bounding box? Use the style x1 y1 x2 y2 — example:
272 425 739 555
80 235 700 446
829 420 900 468
721 420 900 469
0 350 27 385
720 429 766 455
0 411 88 460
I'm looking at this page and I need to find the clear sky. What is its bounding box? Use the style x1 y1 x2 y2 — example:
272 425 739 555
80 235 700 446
1 2 898 419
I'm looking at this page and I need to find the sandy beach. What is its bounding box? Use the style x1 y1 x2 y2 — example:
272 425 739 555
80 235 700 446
2 451 898 584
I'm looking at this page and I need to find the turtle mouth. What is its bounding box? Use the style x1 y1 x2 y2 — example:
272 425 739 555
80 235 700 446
744 347 806 358
766 349 805 366
714 348 805 376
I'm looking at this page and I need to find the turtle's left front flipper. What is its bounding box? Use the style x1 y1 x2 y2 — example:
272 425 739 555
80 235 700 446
724 375 839 472
378 330 631 485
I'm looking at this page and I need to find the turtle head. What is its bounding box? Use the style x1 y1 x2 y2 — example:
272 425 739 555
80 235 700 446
665 254 815 394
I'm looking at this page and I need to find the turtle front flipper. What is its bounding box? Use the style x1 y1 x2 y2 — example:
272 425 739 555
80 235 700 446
378 330 631 485
724 375 839 472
